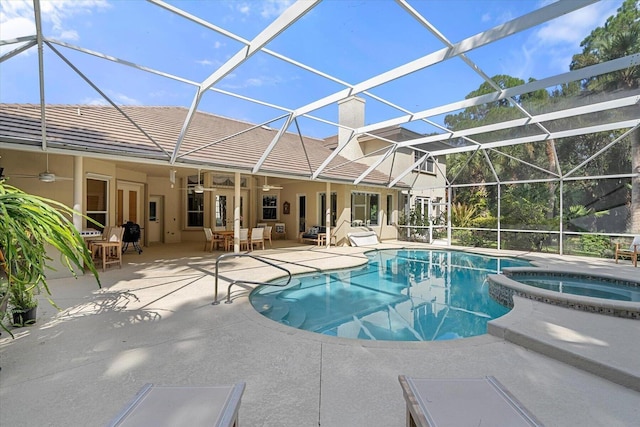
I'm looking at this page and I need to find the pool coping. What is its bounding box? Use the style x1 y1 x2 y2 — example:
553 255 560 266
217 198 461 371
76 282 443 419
487 267 640 320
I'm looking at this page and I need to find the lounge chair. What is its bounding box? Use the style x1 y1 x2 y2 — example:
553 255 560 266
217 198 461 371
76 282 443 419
398 375 544 427
108 382 245 427
347 230 378 247
615 236 639 267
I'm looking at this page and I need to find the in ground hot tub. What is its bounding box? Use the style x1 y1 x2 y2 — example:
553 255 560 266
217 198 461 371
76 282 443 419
487 268 640 319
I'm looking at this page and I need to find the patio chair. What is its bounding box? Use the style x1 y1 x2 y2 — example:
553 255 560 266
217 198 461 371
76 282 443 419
203 227 215 252
89 225 112 259
398 375 544 427
615 236 640 267
108 382 245 427
239 228 249 251
250 227 265 251
264 225 273 248
91 226 124 271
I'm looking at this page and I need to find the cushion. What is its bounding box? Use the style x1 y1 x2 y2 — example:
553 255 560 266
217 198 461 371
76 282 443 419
308 226 319 235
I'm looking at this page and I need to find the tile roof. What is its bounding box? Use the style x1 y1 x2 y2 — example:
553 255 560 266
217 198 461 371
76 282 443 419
0 104 402 187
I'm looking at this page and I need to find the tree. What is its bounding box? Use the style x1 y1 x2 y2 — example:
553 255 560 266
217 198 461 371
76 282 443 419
570 0 640 233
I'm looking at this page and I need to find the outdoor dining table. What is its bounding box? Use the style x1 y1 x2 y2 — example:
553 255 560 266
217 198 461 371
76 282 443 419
213 230 235 251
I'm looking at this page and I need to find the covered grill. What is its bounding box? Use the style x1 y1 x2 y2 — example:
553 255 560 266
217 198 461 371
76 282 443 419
122 221 143 254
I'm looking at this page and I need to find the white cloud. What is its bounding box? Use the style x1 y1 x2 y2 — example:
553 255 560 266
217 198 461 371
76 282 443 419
237 3 251 15
516 0 624 75
196 59 214 66
259 0 294 19
221 74 285 89
112 91 140 105
535 1 621 47
0 0 109 46
81 90 139 106
481 13 491 23
81 96 108 106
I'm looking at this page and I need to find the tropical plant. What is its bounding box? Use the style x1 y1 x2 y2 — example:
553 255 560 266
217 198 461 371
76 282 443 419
0 181 100 334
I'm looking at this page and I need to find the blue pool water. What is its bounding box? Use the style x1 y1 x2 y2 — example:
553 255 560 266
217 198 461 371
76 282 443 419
250 249 531 341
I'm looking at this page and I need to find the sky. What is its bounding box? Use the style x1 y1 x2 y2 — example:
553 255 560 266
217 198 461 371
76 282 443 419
0 0 625 139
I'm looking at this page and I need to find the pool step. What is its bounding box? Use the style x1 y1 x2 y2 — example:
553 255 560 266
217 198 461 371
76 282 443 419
489 296 640 392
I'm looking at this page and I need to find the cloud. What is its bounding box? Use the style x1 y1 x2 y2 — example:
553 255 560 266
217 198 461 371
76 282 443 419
0 0 109 46
230 0 293 20
81 90 139 106
259 0 294 19
196 59 214 66
221 74 285 89
514 0 623 76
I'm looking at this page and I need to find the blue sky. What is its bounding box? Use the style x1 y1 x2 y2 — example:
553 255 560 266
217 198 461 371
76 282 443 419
0 0 624 138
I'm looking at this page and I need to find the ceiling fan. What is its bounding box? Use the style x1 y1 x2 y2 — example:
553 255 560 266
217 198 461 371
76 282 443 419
7 153 72 183
181 169 216 193
262 176 283 191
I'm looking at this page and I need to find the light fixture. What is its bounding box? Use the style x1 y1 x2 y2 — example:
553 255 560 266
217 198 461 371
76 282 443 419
38 172 56 183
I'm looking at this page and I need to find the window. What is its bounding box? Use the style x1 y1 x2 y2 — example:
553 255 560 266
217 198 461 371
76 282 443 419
211 175 247 187
319 192 337 227
386 194 393 225
262 194 278 220
351 192 379 226
86 178 108 230
186 174 204 227
414 151 435 174
214 195 227 227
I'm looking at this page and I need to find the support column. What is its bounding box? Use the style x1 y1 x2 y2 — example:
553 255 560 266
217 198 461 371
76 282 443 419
234 171 241 253
326 181 331 248
73 156 83 231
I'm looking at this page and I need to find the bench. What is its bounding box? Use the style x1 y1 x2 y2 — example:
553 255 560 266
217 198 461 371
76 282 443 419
299 226 334 246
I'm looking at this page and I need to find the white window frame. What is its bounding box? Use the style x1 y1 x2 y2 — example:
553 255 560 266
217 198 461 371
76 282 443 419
351 191 380 226
86 177 109 229
414 151 436 174
185 174 205 228
261 193 279 221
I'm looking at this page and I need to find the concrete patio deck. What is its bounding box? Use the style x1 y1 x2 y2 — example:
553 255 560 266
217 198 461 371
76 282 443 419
1 241 639 426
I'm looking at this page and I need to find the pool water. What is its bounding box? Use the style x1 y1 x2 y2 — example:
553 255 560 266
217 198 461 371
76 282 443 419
250 249 530 341
515 275 640 302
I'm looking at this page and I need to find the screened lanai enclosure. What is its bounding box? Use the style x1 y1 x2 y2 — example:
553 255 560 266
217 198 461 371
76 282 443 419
0 0 638 256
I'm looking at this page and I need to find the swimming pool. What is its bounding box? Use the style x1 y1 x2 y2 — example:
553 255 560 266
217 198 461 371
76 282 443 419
488 268 640 319
249 249 531 341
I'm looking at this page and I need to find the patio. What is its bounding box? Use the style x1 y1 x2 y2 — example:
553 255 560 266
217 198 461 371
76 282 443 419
1 242 638 426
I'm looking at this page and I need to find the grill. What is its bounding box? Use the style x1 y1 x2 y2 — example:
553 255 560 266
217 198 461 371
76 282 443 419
122 221 143 254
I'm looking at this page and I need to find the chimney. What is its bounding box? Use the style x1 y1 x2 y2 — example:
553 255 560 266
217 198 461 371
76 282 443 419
338 96 365 159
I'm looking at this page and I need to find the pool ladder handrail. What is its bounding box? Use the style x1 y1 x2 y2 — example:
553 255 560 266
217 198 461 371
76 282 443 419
212 253 292 305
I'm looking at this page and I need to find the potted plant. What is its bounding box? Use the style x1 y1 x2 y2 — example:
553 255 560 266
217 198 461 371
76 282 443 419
0 181 101 334
9 280 38 326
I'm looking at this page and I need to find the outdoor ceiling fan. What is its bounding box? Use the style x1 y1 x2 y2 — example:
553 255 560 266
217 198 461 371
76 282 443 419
261 176 283 192
181 169 215 193
7 153 72 183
